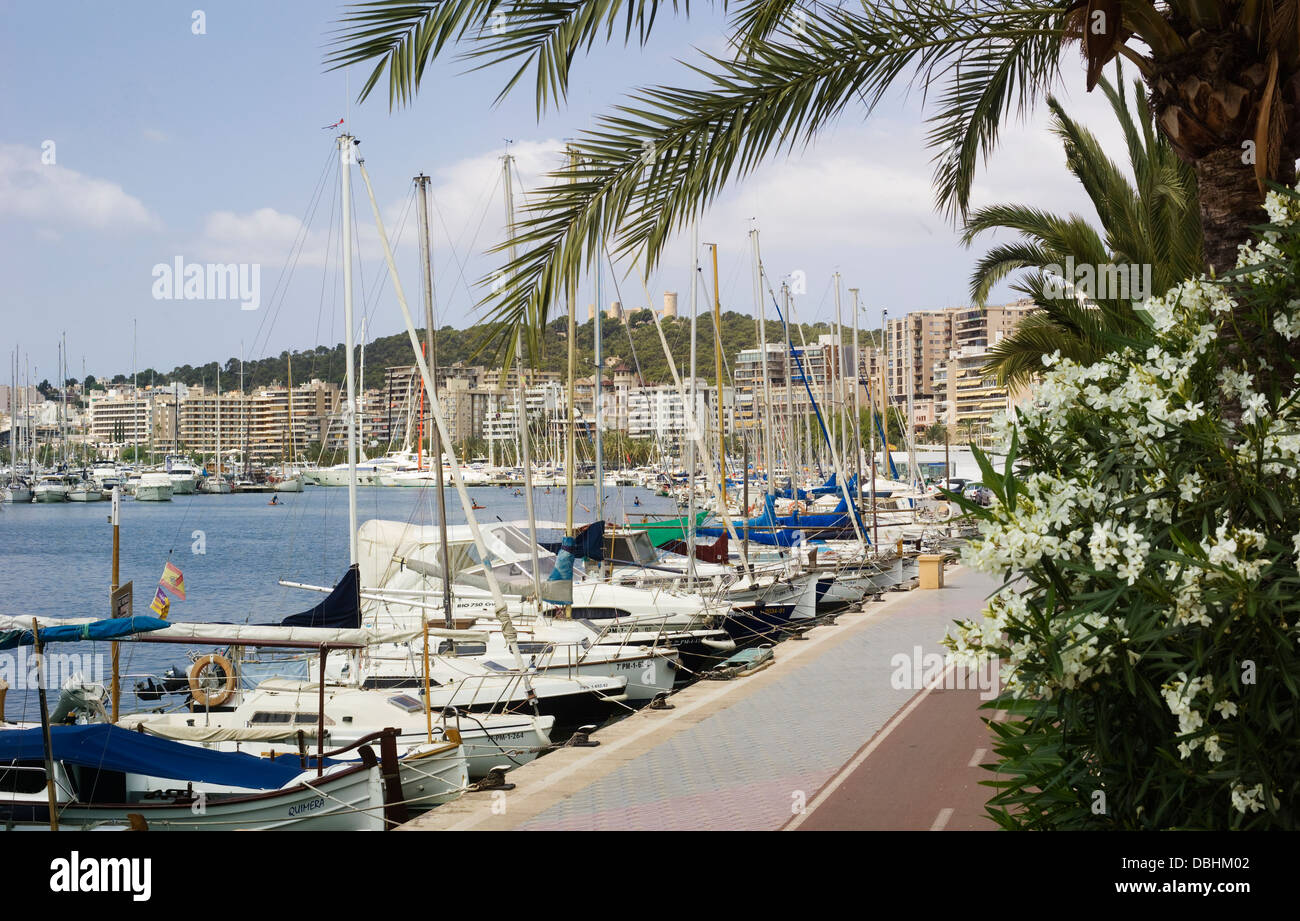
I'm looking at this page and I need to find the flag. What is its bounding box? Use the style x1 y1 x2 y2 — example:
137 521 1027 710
159 561 186 601
149 587 170 620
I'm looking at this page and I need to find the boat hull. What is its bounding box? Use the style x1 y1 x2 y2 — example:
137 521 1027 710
0 764 386 831
2 486 32 503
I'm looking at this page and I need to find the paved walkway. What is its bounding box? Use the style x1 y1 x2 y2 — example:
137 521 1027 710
400 566 1002 831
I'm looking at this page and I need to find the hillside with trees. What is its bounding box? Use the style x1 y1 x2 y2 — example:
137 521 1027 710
110 312 882 392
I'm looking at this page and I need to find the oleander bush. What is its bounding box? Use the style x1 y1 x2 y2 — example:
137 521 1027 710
947 185 1300 829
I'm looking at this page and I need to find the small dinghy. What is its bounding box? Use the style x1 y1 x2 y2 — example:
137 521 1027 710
703 644 775 680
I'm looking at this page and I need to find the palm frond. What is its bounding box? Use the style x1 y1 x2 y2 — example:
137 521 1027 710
326 0 693 112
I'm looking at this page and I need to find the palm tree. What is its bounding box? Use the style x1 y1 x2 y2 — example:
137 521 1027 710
966 71 1202 386
325 1 1300 358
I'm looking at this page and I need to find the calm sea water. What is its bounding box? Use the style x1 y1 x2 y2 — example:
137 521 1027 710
0 483 675 721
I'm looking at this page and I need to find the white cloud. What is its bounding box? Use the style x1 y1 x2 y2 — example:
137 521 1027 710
191 206 320 267
185 140 567 296
0 143 161 231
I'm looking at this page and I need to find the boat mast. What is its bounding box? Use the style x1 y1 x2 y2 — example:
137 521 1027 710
881 307 889 482
503 154 542 600
132 320 138 468
708 243 725 508
686 223 698 579
415 172 455 630
850 287 864 527
60 334 67 469
906 312 917 489
359 317 367 461
565 147 577 570
9 349 14 482
750 228 774 499
593 212 604 526
286 356 295 476
782 282 795 499
215 365 221 485
339 134 360 565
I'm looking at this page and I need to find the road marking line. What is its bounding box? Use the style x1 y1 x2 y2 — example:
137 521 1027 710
783 660 958 831
930 807 955 831
968 748 986 768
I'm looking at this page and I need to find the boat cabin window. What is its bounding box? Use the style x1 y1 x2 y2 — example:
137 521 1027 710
435 640 488 656
606 532 657 566
568 607 633 620
0 762 47 795
249 712 331 725
250 712 293 724
516 643 553 655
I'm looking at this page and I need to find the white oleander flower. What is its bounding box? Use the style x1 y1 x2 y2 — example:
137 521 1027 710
1230 783 1267 815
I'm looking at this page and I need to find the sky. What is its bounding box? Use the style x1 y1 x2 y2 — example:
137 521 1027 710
0 1 1127 387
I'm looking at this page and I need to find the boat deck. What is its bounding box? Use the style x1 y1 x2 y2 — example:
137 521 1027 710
399 566 1003 831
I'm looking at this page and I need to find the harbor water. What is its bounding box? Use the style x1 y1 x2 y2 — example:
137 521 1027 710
0 484 676 722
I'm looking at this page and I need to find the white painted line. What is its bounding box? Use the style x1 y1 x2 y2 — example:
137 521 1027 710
784 660 958 831
968 748 986 768
930 807 955 831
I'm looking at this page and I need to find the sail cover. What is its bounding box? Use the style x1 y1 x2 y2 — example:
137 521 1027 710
281 565 361 629
0 724 311 790
0 616 171 651
538 520 605 562
538 522 604 606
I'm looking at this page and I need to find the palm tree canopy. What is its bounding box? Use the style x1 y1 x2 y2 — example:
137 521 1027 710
325 1 1299 361
963 72 1202 387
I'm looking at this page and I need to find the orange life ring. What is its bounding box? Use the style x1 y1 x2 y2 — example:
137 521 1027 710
188 654 236 708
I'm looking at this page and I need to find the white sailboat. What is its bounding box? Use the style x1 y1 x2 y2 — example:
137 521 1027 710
274 356 305 492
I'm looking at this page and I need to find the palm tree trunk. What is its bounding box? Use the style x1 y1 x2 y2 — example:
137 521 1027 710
1195 148 1288 275
1195 150 1256 275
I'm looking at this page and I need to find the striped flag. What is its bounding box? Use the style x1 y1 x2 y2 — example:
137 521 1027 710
159 561 186 601
149 586 171 619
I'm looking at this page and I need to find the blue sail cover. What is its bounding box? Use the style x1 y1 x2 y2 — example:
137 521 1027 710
697 495 803 547
809 473 839 496
0 616 171 651
540 537 576 605
0 724 308 790
778 495 851 530
538 521 605 562
281 565 361 629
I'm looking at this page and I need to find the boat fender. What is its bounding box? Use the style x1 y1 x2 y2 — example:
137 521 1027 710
188 653 236 708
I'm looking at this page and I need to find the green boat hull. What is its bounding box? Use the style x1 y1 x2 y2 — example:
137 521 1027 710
627 511 712 547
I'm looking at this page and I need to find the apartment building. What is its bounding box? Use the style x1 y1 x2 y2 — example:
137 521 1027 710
626 380 731 456
882 299 1036 431
86 388 180 453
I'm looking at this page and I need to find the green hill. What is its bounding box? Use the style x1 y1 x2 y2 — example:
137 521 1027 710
111 312 883 392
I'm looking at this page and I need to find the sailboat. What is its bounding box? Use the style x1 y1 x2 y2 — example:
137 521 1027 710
274 357 305 492
199 367 231 494
3 353 32 503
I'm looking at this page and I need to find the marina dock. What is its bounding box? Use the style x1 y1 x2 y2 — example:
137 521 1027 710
400 565 1001 832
